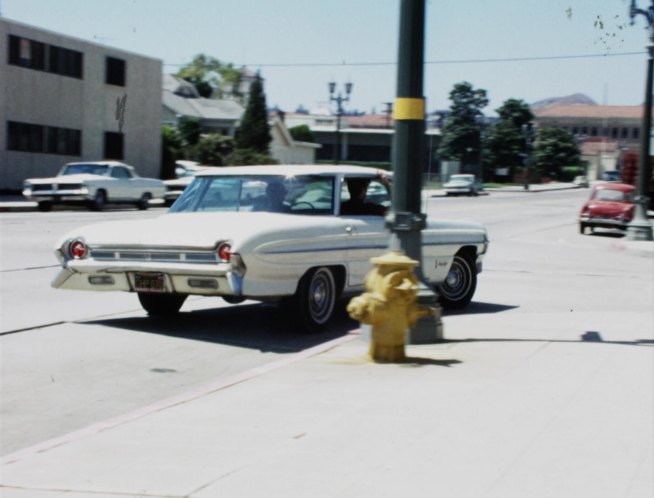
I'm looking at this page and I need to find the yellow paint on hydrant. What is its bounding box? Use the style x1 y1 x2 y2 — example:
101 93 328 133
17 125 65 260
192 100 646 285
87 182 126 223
347 251 435 363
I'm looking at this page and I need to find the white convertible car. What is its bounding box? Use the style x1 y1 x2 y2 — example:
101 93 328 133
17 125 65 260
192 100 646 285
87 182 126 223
23 161 166 211
52 165 489 331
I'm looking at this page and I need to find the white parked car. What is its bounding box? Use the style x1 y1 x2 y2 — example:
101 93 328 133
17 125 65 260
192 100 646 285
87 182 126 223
23 161 166 211
174 160 204 178
443 174 482 196
163 175 195 206
52 165 489 331
165 164 225 205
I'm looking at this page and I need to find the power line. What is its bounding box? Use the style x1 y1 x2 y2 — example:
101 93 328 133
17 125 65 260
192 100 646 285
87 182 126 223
163 50 643 68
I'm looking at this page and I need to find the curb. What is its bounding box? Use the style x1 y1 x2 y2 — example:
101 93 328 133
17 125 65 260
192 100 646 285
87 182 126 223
0 202 37 213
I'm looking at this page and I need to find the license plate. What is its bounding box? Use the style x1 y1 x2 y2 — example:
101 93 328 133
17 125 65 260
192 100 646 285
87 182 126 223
134 272 166 292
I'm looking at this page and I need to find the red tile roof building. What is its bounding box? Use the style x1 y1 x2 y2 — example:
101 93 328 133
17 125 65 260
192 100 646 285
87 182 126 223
533 104 642 147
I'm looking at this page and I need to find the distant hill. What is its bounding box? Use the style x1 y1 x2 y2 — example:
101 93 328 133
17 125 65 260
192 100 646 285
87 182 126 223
531 93 597 110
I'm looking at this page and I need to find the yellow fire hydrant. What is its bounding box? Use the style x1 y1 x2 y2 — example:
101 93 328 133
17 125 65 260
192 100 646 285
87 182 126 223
347 251 435 363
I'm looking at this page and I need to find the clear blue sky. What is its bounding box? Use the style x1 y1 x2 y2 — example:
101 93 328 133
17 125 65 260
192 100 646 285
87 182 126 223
1 0 647 115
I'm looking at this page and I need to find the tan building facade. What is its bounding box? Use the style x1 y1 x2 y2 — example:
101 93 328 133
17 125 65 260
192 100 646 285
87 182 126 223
0 18 162 190
534 104 644 181
534 104 642 147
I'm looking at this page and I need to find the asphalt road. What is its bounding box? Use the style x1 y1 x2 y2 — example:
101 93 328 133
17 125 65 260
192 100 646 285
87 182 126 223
1 190 652 456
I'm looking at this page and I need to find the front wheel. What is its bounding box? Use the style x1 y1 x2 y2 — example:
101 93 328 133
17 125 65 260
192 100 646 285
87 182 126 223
289 267 337 332
436 254 477 309
91 190 106 211
37 201 53 212
138 293 187 316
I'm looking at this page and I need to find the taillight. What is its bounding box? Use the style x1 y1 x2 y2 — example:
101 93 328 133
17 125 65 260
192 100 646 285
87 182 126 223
625 207 635 221
217 243 232 262
69 239 88 259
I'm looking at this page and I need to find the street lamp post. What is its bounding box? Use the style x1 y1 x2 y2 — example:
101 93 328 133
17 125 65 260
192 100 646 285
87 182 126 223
521 123 535 191
627 0 654 241
328 81 353 164
476 115 486 183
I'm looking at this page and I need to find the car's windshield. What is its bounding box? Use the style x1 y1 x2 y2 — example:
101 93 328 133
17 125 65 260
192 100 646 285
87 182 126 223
169 174 335 215
595 189 632 202
61 164 109 176
449 175 474 182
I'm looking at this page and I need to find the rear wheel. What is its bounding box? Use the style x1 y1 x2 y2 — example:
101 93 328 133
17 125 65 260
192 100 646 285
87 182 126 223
138 293 187 316
288 267 337 332
436 254 476 309
137 193 151 210
579 223 587 234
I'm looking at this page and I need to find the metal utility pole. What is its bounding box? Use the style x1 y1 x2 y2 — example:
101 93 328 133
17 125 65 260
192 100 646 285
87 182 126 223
627 0 654 240
387 0 442 342
521 123 535 191
328 81 353 164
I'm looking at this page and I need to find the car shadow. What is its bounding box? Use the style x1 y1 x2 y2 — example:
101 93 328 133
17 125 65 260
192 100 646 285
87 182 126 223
82 301 359 354
586 230 625 238
443 301 519 316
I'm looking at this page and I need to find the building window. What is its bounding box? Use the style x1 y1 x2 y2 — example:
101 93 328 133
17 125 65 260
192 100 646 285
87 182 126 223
633 128 640 140
49 45 83 79
8 35 45 70
7 120 82 156
8 35 82 78
104 132 124 159
622 128 629 139
590 127 598 136
46 126 81 155
106 57 126 86
7 121 44 152
612 127 619 138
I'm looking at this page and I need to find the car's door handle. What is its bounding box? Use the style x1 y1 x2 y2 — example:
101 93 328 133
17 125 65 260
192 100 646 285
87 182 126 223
345 226 354 234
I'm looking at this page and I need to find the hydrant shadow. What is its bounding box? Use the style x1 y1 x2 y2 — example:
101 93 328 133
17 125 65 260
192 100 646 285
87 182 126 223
400 356 462 367
391 356 462 368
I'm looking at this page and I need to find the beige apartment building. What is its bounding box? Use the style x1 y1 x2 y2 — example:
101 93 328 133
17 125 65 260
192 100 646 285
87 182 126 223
533 104 643 180
0 18 162 190
533 104 642 147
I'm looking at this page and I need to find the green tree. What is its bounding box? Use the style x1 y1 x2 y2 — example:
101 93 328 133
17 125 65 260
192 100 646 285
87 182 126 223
289 125 315 143
496 98 533 128
235 73 272 154
189 134 236 166
177 116 202 146
225 148 278 166
532 128 581 179
161 125 183 179
438 82 488 168
176 54 243 100
483 99 534 180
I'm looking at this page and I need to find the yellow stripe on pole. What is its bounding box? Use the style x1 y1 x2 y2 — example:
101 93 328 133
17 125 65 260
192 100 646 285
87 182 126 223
393 97 425 120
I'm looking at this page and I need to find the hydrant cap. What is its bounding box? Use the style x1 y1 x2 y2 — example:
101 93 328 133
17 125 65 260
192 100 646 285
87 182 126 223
370 251 419 268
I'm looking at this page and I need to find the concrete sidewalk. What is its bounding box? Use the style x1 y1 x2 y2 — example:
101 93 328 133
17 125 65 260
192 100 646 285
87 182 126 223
2 310 652 498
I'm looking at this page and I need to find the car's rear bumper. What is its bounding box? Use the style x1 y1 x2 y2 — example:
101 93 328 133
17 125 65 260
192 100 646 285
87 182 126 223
52 261 241 297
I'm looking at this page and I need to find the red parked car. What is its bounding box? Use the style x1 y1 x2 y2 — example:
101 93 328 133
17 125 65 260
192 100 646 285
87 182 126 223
579 183 636 234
